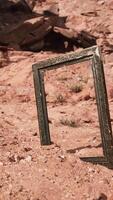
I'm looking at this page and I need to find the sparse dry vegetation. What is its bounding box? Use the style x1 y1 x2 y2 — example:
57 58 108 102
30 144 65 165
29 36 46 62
60 118 79 127
1 1 113 200
57 74 68 81
69 83 83 93
56 94 66 103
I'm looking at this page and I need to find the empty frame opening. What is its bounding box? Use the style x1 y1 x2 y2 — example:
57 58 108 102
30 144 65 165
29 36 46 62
44 60 103 158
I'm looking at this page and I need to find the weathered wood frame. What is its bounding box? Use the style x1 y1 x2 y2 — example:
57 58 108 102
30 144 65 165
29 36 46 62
32 46 113 168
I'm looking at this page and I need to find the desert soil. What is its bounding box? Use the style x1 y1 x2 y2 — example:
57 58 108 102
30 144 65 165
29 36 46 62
1 0 113 200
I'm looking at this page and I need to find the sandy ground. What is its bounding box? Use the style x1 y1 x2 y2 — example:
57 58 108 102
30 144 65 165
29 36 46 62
1 0 113 200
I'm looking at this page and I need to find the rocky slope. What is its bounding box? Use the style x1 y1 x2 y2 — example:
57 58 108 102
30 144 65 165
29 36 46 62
1 1 113 200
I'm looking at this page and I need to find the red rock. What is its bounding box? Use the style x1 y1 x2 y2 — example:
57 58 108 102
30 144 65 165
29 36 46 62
0 16 44 45
24 0 36 10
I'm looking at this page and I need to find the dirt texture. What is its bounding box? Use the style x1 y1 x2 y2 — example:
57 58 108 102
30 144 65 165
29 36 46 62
1 0 113 200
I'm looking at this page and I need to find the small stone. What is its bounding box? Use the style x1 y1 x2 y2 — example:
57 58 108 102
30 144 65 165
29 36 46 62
8 155 16 162
25 155 32 162
97 0 105 5
94 193 107 200
88 167 95 173
58 154 66 162
17 155 25 162
84 94 91 101
33 132 37 136
24 147 32 152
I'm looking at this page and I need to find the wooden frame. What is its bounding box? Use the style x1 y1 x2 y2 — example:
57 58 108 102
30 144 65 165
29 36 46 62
32 46 113 168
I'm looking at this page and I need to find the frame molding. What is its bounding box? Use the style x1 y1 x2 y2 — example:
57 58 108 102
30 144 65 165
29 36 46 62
32 46 113 168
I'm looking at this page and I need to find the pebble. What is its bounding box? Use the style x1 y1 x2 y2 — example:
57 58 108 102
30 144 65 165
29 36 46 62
25 155 32 162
